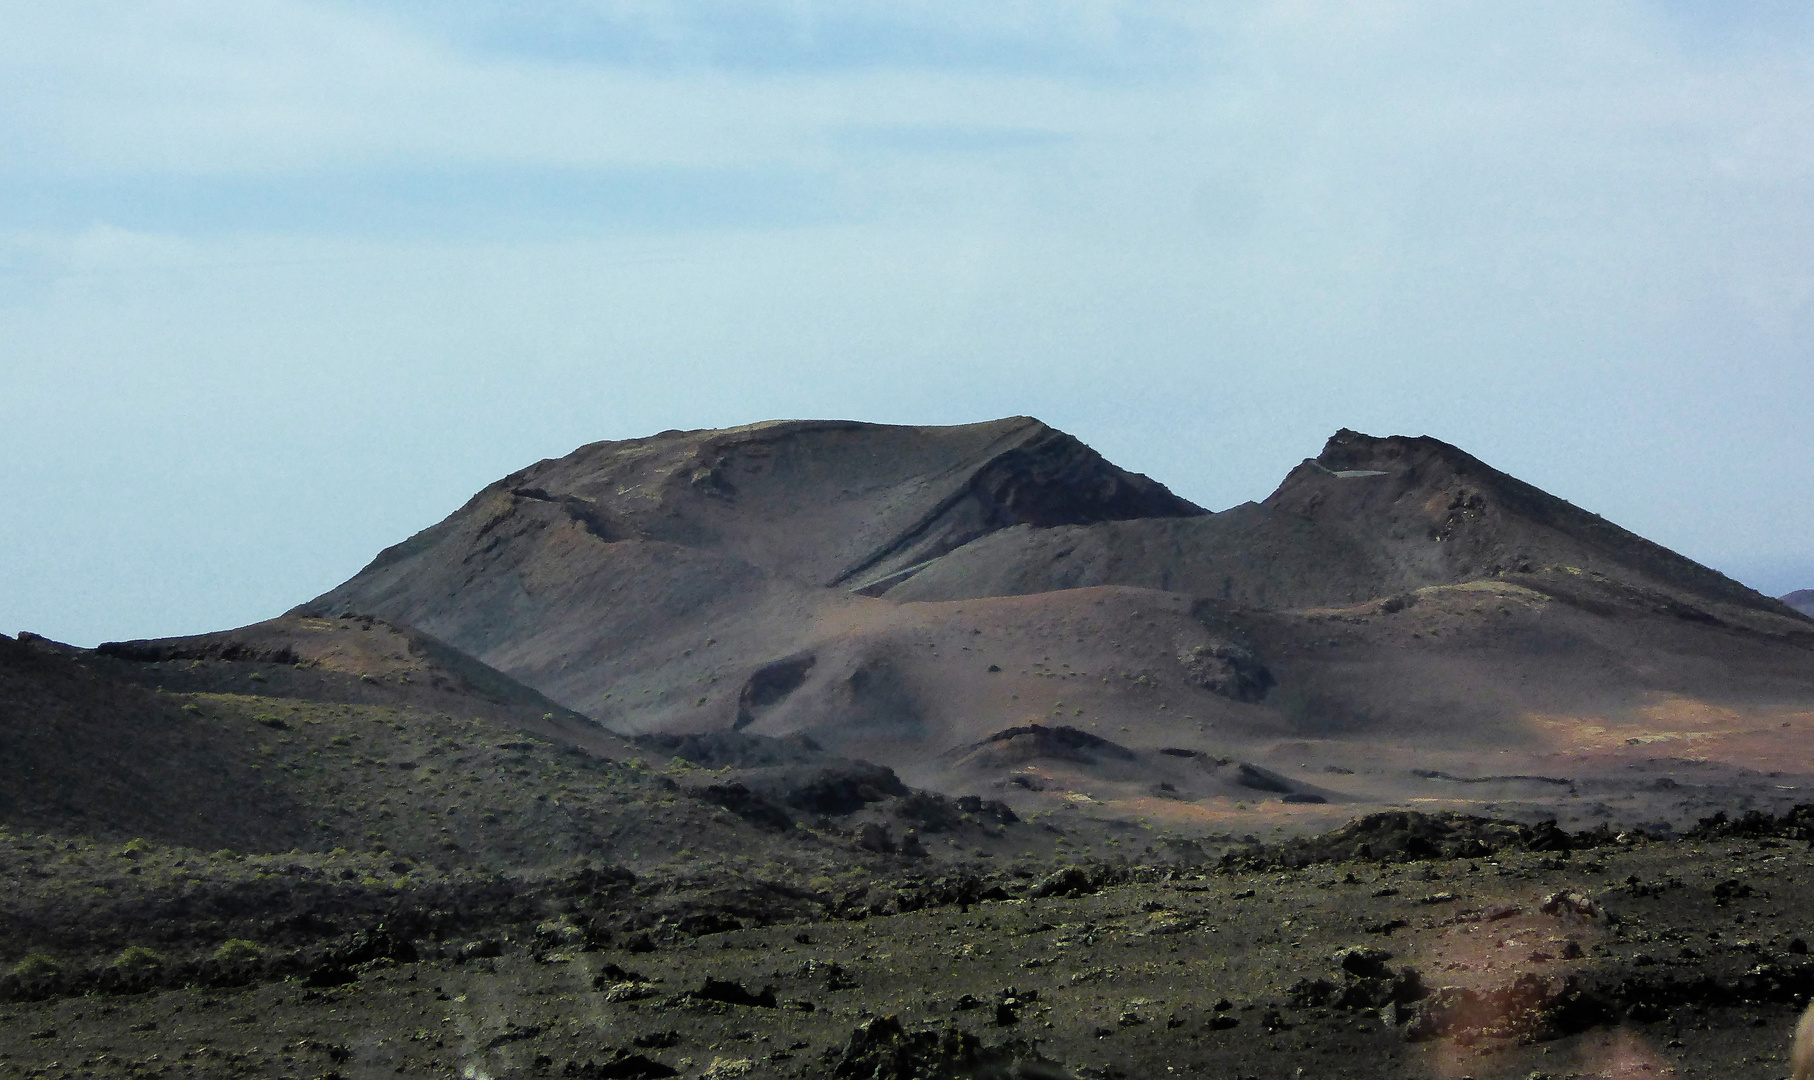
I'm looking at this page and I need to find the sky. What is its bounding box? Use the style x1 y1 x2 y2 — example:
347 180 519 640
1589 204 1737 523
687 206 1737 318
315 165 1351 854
3 0 1812 647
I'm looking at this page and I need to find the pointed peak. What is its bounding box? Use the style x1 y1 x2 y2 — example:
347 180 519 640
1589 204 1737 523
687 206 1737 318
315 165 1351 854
1315 429 1493 477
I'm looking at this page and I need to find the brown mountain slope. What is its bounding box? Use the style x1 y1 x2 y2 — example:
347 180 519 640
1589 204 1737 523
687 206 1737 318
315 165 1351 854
7 616 1077 877
296 417 1198 718
293 419 1814 832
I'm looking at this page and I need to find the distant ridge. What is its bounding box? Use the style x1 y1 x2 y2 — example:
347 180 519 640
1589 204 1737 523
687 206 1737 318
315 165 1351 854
1786 589 1814 618
890 427 1797 622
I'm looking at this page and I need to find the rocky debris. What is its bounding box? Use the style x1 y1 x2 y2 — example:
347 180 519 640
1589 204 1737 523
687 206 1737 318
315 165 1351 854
631 876 827 938
1219 811 1610 871
890 791 1019 834
11 814 1814 1080
1524 820 1574 853
600 982 659 1003
798 959 856 991
533 919 591 954
304 925 418 987
1686 805 1814 845
1538 891 1601 921
689 978 778 1009
1712 878 1755 903
957 794 1019 824
548 863 640 901
1333 946 1393 978
633 730 830 769
1155 838 1208 865
827 1014 1070 1080
1327 942 1814 1046
835 870 1014 918
888 793 962 834
597 963 651 985
694 782 795 832
856 823 897 854
1029 866 1095 900
459 939 504 962
1177 642 1274 702
562 1049 680 1079
993 987 1038 1026
784 764 910 815
622 932 657 953
1290 945 1426 1013
1404 974 1609 1043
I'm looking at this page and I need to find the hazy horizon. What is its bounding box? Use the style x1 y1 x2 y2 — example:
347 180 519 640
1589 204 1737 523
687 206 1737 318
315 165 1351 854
4 1 1812 646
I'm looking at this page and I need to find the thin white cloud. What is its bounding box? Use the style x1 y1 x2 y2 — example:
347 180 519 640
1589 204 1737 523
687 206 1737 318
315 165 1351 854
1 0 1165 174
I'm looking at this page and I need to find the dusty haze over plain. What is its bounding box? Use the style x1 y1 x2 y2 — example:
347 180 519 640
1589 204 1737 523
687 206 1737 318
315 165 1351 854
2 1 1811 646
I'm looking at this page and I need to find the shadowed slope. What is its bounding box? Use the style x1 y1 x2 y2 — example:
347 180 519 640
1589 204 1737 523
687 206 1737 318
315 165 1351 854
0 633 314 849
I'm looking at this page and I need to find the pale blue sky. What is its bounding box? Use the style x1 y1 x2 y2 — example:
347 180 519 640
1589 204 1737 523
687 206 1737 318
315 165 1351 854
3 1 1811 646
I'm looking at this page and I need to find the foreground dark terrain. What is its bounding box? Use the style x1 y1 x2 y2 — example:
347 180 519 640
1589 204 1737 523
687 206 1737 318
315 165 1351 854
5 797 1814 1080
5 418 1814 1078
4 626 1814 1079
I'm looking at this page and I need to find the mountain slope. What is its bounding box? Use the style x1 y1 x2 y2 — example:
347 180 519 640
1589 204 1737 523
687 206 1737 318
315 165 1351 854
291 419 1814 832
93 613 622 757
297 417 1199 718
0 633 314 850
888 429 1804 630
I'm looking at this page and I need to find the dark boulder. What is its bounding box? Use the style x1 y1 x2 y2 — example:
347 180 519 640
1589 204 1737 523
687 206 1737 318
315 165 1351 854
828 1015 1069 1080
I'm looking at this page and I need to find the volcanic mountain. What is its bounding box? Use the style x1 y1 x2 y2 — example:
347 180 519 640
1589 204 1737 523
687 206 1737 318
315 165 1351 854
296 418 1814 832
1785 590 1814 618
12 417 1814 1080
